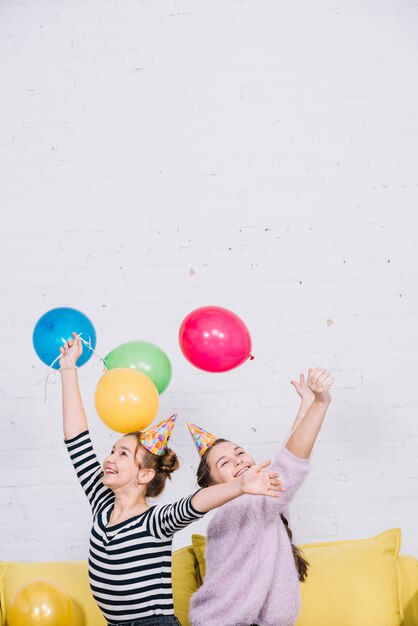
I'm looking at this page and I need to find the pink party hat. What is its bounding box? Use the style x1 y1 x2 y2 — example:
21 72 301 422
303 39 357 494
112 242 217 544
140 414 177 456
186 420 219 457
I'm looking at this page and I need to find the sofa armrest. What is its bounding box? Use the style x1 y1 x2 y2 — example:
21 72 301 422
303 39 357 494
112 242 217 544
399 556 418 626
0 563 10 626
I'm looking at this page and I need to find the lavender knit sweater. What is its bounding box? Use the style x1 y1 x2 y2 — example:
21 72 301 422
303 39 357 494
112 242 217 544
189 446 311 626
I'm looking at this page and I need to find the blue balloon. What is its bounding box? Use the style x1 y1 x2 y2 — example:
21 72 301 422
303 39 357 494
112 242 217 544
33 307 97 369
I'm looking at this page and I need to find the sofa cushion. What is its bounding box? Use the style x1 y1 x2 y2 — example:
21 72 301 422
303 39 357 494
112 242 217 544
296 528 403 626
192 528 404 626
191 533 207 582
172 545 200 626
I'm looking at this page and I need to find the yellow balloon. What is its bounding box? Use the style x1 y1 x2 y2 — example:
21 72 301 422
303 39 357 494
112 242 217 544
95 367 159 433
8 579 73 626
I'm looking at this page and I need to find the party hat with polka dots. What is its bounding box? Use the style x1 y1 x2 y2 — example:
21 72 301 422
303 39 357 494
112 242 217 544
186 420 219 457
140 413 177 456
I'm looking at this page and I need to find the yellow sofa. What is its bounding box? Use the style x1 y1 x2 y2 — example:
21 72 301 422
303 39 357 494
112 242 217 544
0 529 416 626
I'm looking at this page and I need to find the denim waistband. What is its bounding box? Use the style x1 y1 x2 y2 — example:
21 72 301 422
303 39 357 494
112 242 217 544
108 616 181 626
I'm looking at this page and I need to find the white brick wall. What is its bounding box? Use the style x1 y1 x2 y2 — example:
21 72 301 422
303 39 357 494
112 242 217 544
0 0 417 562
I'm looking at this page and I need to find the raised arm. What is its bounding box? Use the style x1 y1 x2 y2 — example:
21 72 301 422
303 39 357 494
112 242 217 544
289 372 315 434
191 460 284 513
285 367 334 459
60 332 88 440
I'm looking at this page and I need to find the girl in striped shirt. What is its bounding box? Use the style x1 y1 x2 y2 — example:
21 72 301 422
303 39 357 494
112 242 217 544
60 333 284 626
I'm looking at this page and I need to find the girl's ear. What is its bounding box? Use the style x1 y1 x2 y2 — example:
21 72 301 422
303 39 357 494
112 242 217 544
137 467 156 485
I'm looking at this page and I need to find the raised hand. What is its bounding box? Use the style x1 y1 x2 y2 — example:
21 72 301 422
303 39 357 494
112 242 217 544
306 367 334 405
59 332 83 369
290 372 315 404
240 460 285 498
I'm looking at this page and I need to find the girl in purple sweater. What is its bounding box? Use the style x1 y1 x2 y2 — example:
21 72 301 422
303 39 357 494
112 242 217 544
188 367 334 626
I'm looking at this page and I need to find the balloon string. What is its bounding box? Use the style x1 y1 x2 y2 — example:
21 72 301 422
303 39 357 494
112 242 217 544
77 332 105 365
254 359 322 442
33 332 104 404
252 356 291 419
256 357 281 382
31 353 61 404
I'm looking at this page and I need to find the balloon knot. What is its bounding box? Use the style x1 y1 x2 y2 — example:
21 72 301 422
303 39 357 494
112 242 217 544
249 354 255 360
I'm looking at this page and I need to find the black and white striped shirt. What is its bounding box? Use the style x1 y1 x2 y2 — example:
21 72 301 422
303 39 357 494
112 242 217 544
65 430 204 625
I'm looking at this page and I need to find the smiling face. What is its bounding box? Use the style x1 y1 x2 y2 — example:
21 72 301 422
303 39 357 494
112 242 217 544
102 434 150 491
205 440 256 484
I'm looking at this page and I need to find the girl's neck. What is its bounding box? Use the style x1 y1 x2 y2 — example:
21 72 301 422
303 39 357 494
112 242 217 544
111 487 148 518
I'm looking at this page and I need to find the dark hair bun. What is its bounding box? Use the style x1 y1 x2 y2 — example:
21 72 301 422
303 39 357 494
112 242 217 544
160 448 180 474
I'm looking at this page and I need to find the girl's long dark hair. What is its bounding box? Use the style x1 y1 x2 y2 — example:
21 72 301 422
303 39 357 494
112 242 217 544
279 513 309 582
197 439 309 583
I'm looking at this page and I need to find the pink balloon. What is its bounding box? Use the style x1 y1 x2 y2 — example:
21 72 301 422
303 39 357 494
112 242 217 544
179 306 253 372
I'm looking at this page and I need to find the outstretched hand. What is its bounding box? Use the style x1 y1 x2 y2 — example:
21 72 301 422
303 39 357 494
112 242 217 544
240 460 285 498
59 332 83 368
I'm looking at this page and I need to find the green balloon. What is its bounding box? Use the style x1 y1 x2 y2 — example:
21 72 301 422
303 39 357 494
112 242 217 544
104 341 172 394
